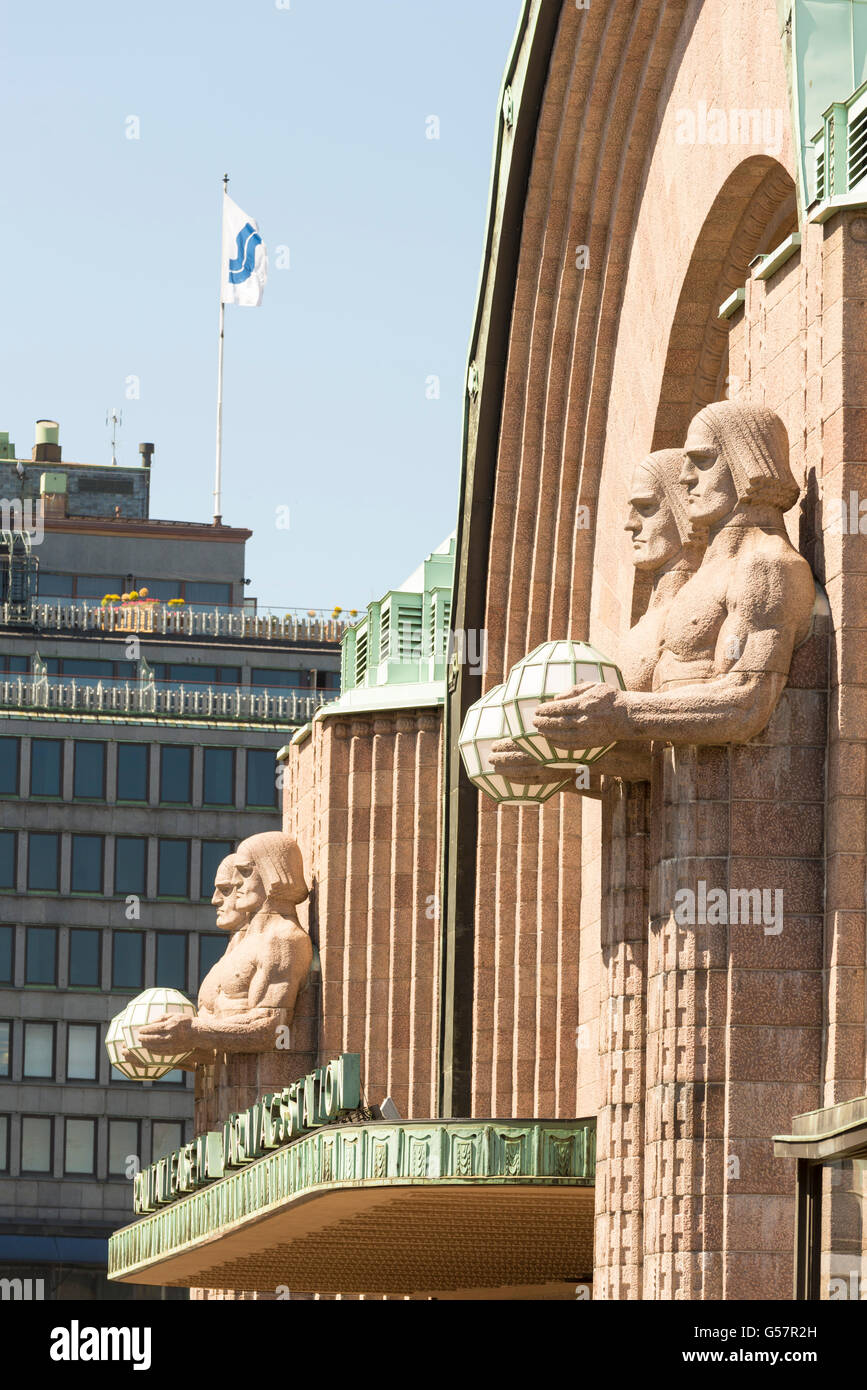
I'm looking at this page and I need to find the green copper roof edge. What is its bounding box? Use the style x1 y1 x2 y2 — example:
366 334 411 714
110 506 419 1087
753 231 802 280
312 685 445 720
718 286 746 320
107 1117 596 1282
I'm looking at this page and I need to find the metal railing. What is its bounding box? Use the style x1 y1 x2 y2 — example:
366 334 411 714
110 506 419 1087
0 601 348 645
0 675 333 724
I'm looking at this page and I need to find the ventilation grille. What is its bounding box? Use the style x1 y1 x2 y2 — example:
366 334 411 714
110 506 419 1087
355 627 368 685
428 596 451 660
379 606 390 664
394 606 422 662
815 147 825 201
850 106 867 190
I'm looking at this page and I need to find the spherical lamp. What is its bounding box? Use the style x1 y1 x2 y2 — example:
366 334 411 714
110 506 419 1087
106 987 196 1081
459 682 571 804
501 639 625 768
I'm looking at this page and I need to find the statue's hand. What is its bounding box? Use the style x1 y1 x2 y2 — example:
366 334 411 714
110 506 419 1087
488 739 569 786
135 1013 196 1053
534 681 629 746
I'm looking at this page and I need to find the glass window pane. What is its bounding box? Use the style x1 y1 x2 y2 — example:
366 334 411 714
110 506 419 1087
246 749 277 808
23 1022 54 1077
0 1115 8 1171
73 741 105 798
156 933 186 990
252 668 308 689
0 926 11 983
116 743 148 801
77 575 123 598
201 841 233 901
69 929 100 987
0 1021 9 1077
71 835 103 893
169 664 217 684
203 748 234 805
21 1116 52 1172
109 1119 139 1177
112 932 144 990
65 1118 95 1175
139 578 181 600
160 746 192 804
114 837 146 896
25 926 56 985
0 738 19 795
28 833 59 891
152 1121 183 1163
67 1024 97 1080
198 934 225 988
30 739 62 796
157 841 189 898
0 832 14 889
185 582 230 606
64 659 112 680
38 572 74 596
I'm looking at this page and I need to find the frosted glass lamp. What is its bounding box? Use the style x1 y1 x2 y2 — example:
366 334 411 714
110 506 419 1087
106 988 196 1080
459 682 570 804
501 640 625 768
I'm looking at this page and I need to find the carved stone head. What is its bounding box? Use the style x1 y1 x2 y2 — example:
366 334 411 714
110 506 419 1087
681 401 799 525
625 448 706 571
229 832 309 924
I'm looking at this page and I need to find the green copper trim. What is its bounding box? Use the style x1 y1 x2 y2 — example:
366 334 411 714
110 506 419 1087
754 232 803 279
718 287 746 320
108 1117 595 1283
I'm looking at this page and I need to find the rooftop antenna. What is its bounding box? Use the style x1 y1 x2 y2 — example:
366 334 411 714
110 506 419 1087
106 407 123 466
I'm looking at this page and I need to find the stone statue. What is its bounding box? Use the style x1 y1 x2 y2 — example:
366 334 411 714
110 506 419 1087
495 402 814 767
136 832 313 1063
490 448 706 784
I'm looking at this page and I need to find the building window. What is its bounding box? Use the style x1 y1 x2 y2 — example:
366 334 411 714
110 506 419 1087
198 934 225 988
28 832 60 892
112 932 144 990
155 933 186 990
157 840 190 898
73 741 105 799
201 841 234 900
66 1024 98 1081
0 1115 8 1172
21 1116 53 1173
160 746 193 804
71 835 104 894
0 1021 10 1078
25 926 56 985
251 667 310 691
203 747 235 805
114 837 147 897
116 743 148 802
69 929 101 988
246 749 278 808
23 1021 54 1078
30 739 63 797
184 581 231 606
152 1120 184 1163
0 737 20 796
0 926 12 984
0 830 15 888
64 1117 96 1176
109 1119 139 1178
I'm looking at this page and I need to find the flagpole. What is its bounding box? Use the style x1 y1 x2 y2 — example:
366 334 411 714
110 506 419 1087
213 173 229 525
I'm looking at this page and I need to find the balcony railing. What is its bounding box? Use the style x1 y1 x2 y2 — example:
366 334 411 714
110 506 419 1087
0 601 348 645
0 675 333 725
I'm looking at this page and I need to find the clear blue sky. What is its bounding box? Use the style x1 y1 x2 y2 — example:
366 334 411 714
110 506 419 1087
0 0 522 612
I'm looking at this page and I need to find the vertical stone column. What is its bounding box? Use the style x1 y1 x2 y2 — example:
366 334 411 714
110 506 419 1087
595 778 650 1300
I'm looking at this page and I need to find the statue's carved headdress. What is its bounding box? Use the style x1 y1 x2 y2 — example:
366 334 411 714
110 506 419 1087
695 401 799 512
237 832 309 910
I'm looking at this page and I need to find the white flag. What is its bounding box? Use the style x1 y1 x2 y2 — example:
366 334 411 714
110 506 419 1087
221 194 268 307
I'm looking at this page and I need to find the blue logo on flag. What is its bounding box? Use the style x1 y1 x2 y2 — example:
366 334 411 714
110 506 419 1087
228 223 262 285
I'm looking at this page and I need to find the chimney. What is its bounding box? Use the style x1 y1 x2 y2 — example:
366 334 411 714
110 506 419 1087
139 442 154 467
33 420 61 463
